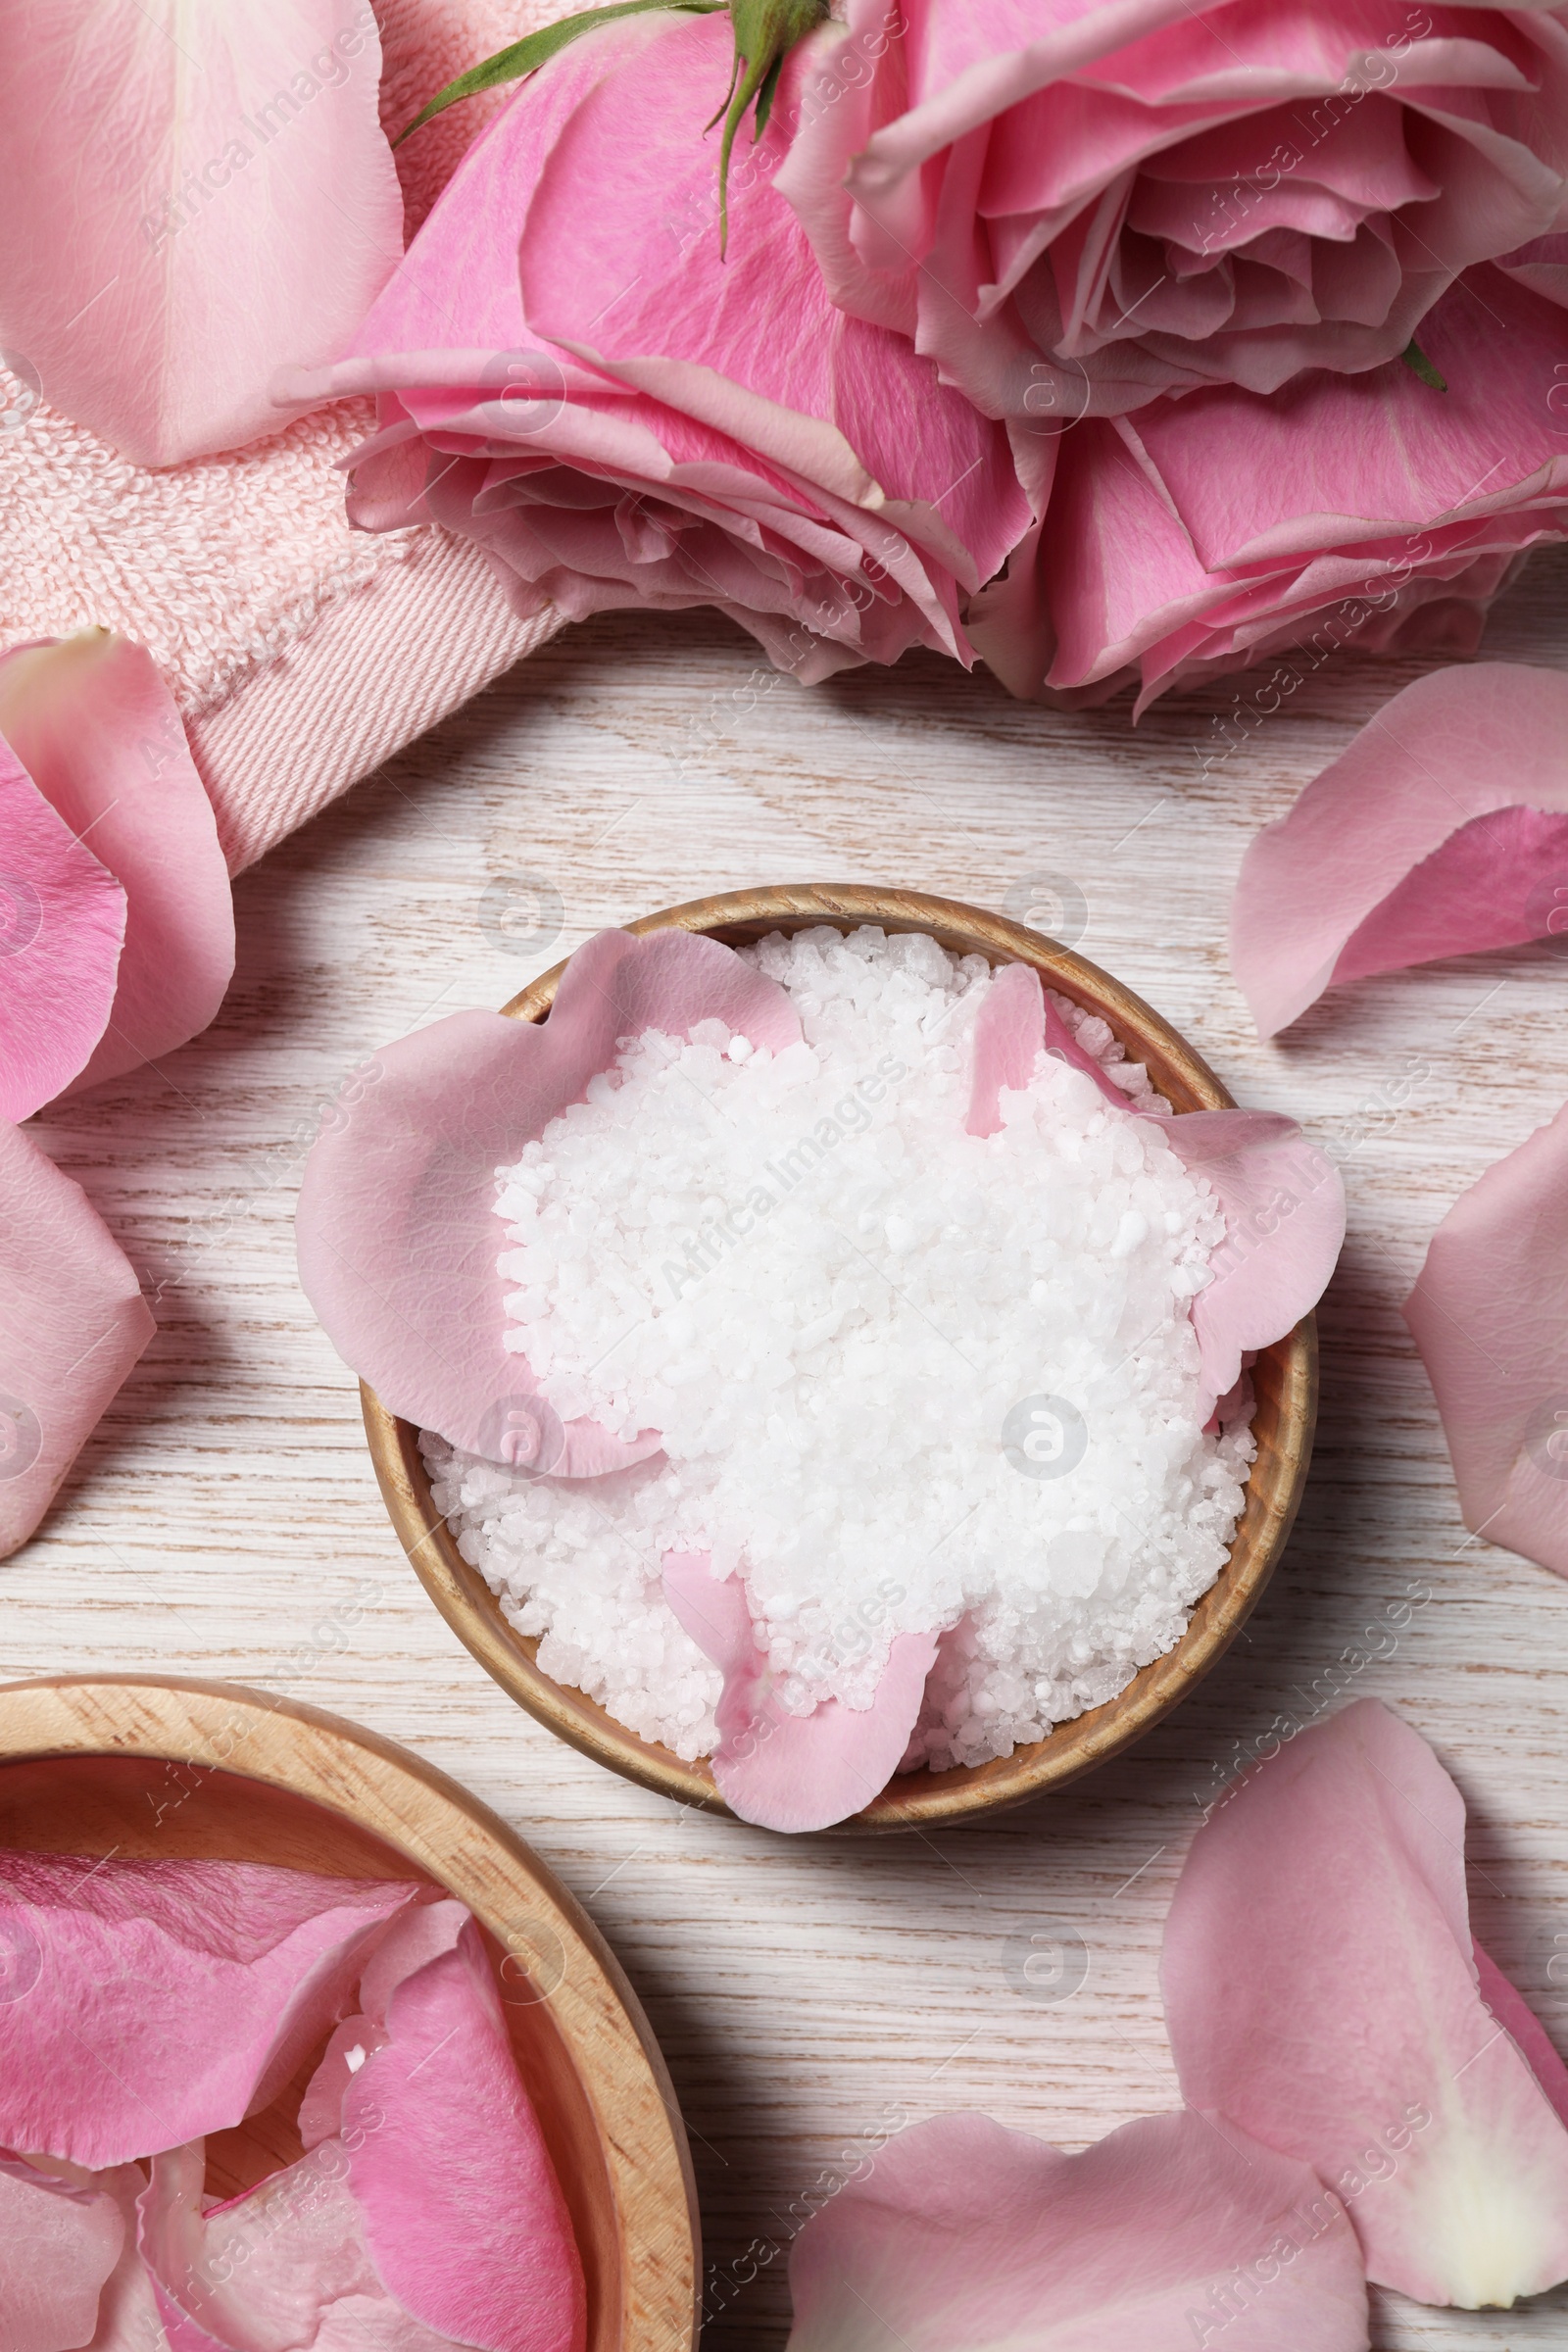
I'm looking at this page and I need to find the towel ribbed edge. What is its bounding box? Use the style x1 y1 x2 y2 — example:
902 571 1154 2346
187 530 562 873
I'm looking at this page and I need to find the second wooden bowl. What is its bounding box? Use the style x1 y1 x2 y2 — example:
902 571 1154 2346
0 1674 697 2350
364 884 1318 1830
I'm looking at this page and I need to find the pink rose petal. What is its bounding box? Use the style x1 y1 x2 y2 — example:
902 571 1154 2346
0 1 403 464
296 2015 386 2151
1232 665 1568 1039
0 1122 155 1558
0 736 124 1123
343 1916 585 2352
0 2154 125 2352
1162 1697 1568 2309
0 634 234 1096
786 2107 1369 2351
85 2161 164 2352
965 962 1045 1137
0 1852 421 2167
663 1550 939 1833
294 1897 467 2147
1497 229 1568 314
1473 1941 1568 2132
1403 1100 1568 1579
296 928 800 1468
965 963 1343 1400
139 2137 461 2352
1160 1111 1345 1404
356 1894 468 2021
965 961 1131 1134
662 1549 760 1735
712 1630 941 1833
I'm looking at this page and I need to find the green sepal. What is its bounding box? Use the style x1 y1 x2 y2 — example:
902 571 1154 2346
711 0 829 251
1400 339 1448 392
753 46 787 138
395 0 724 146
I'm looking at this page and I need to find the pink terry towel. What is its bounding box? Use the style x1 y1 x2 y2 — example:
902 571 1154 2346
0 0 585 875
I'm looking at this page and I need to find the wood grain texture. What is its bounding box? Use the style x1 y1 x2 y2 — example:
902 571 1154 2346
0 1675 699 2352
366 880 1316 1828
15 548 1568 2346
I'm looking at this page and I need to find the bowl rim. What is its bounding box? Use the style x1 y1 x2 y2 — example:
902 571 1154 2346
363 882 1318 1830
0 1671 700 2352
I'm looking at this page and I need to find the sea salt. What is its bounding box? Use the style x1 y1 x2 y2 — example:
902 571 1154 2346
423 927 1254 1772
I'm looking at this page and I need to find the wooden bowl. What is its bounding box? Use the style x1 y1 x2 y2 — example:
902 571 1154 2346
364 884 1317 1830
0 1674 698 2351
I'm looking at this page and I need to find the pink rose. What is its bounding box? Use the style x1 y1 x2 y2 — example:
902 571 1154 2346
965 256 1568 711
290 11 1028 682
775 0 1568 420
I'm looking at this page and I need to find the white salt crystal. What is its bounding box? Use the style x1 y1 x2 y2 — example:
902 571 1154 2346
423 927 1254 1774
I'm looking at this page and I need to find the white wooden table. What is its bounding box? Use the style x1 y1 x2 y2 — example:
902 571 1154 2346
19 557 1568 2347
